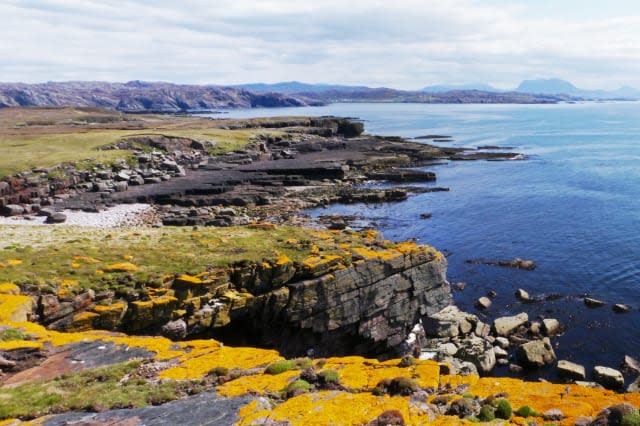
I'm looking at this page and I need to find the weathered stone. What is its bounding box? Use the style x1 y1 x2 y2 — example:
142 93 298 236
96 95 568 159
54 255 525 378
455 336 496 373
557 360 586 381
1 204 25 216
627 376 640 392
593 366 624 390
592 403 637 426
45 212 67 224
515 288 530 301
493 313 528 337
613 303 631 313
474 321 491 338
622 355 640 375
476 297 491 309
161 319 187 340
495 337 510 349
515 339 556 368
542 409 564 421
542 318 560 335
584 297 606 308
494 346 508 358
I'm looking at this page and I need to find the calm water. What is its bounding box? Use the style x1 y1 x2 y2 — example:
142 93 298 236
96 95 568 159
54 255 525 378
209 102 640 377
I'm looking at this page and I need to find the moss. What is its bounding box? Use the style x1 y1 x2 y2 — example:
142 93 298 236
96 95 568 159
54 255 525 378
292 357 313 369
0 328 25 342
478 405 496 422
398 355 416 367
494 399 512 420
265 360 295 375
515 405 538 418
208 366 230 377
622 411 640 426
318 369 340 385
285 380 313 396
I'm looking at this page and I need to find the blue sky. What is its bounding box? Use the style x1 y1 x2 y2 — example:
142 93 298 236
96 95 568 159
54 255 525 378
1 0 639 89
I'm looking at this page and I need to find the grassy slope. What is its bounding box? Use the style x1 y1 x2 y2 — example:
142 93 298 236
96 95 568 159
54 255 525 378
0 107 285 176
0 224 369 292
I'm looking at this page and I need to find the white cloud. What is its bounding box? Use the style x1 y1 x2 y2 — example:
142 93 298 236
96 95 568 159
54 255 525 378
0 0 639 89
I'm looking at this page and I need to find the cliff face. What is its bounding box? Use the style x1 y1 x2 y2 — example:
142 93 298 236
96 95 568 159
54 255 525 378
0 81 320 112
216 247 451 357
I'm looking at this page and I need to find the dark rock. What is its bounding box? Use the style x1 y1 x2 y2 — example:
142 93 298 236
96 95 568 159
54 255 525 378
447 398 480 418
369 409 405 426
46 212 67 224
508 364 524 374
591 403 637 426
1 204 25 216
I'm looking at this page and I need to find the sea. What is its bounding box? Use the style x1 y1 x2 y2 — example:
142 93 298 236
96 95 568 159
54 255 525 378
204 101 640 379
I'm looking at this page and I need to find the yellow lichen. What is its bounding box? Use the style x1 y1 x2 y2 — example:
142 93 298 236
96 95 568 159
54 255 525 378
0 340 43 351
0 283 21 295
73 255 101 263
174 274 203 285
217 370 299 397
102 262 138 273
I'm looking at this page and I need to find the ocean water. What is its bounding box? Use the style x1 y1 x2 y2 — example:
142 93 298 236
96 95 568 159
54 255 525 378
209 102 640 378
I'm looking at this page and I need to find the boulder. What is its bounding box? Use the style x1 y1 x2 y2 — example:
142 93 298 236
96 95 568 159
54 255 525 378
494 346 508 358
627 376 640 392
593 366 624 389
542 318 560 335
1 204 24 216
46 212 67 224
161 319 188 340
423 306 476 338
515 288 530 301
622 355 640 375
474 321 491 338
494 313 528 337
557 360 586 381
584 297 606 308
495 337 510 349
476 297 492 309
592 403 637 426
613 303 631 313
455 336 496 373
515 339 556 368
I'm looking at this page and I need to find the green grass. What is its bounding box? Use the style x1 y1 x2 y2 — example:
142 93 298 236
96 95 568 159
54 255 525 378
0 131 134 176
0 361 195 420
0 327 25 341
0 224 358 295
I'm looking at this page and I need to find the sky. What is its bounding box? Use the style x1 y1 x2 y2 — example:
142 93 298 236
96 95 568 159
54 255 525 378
1 0 639 90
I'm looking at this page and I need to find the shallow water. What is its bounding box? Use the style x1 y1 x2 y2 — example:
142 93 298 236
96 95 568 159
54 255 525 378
207 102 640 379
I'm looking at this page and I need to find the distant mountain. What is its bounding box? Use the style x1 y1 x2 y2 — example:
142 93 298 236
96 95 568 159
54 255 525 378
514 78 640 99
233 81 370 94
422 83 500 93
516 79 579 95
0 81 321 112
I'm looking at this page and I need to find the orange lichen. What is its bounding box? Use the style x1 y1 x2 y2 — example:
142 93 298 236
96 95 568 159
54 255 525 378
302 255 342 269
217 370 299 397
102 262 138 273
352 247 402 261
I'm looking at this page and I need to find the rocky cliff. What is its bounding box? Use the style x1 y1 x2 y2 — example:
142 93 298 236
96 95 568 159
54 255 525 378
0 81 321 112
28 237 450 358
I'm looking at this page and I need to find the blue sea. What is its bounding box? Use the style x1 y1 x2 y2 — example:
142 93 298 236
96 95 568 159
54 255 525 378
209 102 640 377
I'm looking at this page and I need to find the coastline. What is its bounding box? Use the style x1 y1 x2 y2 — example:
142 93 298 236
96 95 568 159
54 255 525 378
1 106 639 424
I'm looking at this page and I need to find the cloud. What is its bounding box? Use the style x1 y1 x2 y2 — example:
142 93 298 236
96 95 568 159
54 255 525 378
0 0 639 89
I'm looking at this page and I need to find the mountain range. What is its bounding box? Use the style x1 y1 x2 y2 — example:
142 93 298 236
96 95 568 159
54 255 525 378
420 78 640 99
0 81 321 112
